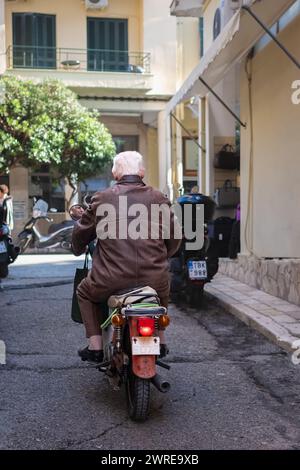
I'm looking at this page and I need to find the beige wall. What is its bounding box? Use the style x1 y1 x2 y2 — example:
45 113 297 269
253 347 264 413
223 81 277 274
5 0 142 53
240 15 300 258
143 0 177 96
176 17 200 86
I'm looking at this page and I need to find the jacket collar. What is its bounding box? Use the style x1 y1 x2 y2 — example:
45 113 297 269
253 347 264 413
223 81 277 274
117 175 145 186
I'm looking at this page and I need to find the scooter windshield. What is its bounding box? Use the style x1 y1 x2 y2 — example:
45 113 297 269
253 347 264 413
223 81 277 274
32 199 49 218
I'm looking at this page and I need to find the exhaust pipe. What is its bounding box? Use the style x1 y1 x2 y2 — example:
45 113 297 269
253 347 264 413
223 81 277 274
151 374 171 393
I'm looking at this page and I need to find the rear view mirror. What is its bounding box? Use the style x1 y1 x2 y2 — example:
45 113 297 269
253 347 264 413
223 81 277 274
69 204 85 221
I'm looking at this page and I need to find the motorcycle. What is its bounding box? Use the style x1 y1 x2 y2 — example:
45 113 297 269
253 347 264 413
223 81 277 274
0 209 19 280
69 204 171 422
170 193 219 307
17 198 75 254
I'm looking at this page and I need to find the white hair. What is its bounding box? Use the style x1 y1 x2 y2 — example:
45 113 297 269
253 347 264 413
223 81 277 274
112 151 145 179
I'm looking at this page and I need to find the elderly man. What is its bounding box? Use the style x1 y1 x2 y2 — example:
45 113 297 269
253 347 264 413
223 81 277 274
72 151 182 363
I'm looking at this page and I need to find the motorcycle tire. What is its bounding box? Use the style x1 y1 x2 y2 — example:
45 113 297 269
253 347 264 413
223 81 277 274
126 368 150 422
18 236 32 254
186 286 204 308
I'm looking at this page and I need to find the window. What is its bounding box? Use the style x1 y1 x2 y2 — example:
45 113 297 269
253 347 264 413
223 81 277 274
113 135 139 153
199 17 204 58
87 18 128 72
13 13 56 69
29 165 65 213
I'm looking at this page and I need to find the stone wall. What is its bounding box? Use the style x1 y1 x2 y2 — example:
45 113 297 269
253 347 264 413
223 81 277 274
219 255 300 307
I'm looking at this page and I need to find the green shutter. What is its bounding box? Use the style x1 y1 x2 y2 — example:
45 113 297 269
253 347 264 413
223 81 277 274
87 18 128 72
13 13 56 68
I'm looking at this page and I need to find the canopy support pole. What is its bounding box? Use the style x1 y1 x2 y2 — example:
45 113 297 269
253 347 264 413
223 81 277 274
170 112 206 152
242 5 300 70
198 77 246 128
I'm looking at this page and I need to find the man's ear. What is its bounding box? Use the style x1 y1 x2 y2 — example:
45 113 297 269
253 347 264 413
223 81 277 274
138 168 145 179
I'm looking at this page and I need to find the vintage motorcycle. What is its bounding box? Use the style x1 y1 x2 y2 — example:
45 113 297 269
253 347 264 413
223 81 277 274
17 198 75 253
70 204 171 422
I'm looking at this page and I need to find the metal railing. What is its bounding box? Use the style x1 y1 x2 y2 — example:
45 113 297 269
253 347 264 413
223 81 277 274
7 45 151 74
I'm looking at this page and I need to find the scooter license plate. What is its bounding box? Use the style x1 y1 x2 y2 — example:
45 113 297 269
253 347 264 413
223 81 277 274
0 241 7 254
188 260 207 280
132 337 160 356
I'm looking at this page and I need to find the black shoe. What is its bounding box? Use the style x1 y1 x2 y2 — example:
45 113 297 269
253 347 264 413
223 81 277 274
78 346 104 363
159 344 169 359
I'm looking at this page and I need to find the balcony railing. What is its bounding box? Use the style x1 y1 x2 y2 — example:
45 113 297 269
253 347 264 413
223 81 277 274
6 46 151 74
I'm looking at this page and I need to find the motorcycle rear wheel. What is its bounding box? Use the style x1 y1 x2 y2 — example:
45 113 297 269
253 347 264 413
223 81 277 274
126 369 150 422
186 285 204 308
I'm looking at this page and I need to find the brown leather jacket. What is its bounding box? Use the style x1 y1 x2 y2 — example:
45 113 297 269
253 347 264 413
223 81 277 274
72 175 182 300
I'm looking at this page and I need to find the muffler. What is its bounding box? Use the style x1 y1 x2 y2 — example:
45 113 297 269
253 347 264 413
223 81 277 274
151 374 171 393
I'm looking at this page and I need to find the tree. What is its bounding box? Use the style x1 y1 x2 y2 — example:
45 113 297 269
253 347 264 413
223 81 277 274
0 76 115 205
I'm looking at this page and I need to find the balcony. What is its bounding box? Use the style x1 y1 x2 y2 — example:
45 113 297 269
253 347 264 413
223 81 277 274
6 45 153 93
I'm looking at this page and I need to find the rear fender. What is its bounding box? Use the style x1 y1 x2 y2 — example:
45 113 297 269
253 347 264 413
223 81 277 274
128 317 156 379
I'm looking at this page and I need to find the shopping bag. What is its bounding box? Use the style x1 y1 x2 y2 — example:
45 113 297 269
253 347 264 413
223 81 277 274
71 253 89 324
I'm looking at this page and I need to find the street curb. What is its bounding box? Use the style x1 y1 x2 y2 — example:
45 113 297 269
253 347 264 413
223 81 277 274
1 278 74 291
204 286 300 355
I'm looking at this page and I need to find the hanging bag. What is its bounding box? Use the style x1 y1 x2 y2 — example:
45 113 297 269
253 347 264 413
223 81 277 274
214 180 240 208
71 253 89 324
214 144 239 170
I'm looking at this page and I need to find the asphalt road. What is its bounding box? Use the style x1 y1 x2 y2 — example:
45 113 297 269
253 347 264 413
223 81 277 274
1 283 300 450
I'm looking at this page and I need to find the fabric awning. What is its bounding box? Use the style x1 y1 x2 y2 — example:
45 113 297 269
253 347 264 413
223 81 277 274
166 0 297 114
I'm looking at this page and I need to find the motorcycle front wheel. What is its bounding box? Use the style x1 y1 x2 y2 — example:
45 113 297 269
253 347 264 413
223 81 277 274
126 368 150 422
18 235 32 254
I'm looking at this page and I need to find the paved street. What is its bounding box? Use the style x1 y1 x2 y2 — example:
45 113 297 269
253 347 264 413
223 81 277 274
1 274 300 450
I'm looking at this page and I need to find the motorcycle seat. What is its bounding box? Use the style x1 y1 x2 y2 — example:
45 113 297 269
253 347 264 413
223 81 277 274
107 286 159 308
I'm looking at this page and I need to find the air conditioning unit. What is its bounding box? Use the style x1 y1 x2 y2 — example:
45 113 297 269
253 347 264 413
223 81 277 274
85 0 108 10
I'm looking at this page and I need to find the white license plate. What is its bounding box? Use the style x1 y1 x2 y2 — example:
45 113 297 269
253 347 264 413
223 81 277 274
188 260 207 280
132 337 160 356
0 241 7 254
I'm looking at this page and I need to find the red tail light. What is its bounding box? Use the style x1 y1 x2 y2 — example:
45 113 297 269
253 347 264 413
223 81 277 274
137 318 155 337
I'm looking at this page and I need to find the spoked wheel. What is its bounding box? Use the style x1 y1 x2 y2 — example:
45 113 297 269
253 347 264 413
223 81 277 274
126 368 151 422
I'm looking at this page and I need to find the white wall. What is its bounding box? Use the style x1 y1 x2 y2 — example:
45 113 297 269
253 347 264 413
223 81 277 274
143 0 177 96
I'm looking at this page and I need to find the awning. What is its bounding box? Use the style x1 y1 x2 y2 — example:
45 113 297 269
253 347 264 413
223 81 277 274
166 0 297 114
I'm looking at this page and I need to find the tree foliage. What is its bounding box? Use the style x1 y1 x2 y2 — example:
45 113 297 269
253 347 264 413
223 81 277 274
0 76 115 198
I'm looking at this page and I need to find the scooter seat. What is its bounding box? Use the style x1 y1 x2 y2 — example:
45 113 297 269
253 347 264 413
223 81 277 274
107 286 158 308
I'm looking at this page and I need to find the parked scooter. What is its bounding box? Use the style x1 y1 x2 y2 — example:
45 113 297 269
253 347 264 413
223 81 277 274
0 207 19 280
169 193 219 307
69 204 171 422
17 198 75 253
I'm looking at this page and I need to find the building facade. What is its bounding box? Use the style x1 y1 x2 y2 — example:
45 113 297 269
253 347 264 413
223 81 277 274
167 0 300 305
1 0 201 236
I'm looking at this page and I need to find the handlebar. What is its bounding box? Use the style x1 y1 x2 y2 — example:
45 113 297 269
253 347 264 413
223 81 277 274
33 216 54 223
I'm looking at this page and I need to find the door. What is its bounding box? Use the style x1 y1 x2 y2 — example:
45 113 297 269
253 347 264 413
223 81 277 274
87 18 128 72
13 13 56 69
